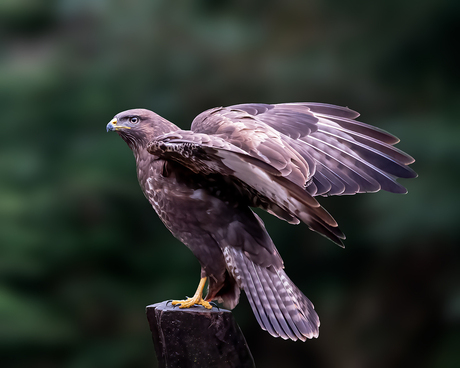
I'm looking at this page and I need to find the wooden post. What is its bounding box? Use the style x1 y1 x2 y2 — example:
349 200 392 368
146 301 256 368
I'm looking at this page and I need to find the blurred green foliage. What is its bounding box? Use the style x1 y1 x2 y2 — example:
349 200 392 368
1 0 459 367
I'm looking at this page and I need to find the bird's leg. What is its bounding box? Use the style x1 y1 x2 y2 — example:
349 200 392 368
171 277 212 309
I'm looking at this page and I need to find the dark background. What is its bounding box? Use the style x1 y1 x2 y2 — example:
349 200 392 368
1 1 459 367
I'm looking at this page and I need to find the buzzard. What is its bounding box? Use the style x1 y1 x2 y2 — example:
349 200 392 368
106 102 416 341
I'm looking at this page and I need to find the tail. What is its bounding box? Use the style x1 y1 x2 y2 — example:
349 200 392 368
224 246 319 341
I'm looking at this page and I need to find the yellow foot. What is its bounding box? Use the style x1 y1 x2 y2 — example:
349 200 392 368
171 296 212 309
171 277 212 309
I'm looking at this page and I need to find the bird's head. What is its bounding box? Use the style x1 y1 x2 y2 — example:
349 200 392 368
107 108 178 151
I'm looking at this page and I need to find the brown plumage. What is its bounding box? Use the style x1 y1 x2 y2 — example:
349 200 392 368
106 102 416 341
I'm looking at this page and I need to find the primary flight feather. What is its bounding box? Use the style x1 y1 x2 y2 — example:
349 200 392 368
106 102 416 341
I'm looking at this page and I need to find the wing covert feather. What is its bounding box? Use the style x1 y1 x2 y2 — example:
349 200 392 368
147 132 345 246
191 103 416 196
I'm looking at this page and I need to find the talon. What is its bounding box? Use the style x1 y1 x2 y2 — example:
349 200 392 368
209 301 219 309
171 277 212 309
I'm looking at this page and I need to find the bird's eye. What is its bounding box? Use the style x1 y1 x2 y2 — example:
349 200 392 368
129 117 139 124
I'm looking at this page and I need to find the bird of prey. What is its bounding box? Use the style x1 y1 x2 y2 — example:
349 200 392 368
106 102 416 341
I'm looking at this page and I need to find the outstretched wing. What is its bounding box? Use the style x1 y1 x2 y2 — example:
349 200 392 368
191 103 417 196
147 131 345 246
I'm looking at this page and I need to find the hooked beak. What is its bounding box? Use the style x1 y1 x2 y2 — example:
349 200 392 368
106 118 131 132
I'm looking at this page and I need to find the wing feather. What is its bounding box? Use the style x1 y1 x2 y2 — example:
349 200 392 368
147 132 345 246
147 101 415 243
191 103 416 197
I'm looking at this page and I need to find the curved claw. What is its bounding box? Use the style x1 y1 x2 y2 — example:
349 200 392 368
211 301 220 309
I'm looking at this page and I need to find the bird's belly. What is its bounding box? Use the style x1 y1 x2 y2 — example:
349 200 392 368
144 175 231 278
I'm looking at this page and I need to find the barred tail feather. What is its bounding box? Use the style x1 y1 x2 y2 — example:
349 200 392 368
224 247 319 341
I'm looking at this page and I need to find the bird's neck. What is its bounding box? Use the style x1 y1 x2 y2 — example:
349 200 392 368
130 121 180 187
132 143 152 164
126 143 158 190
